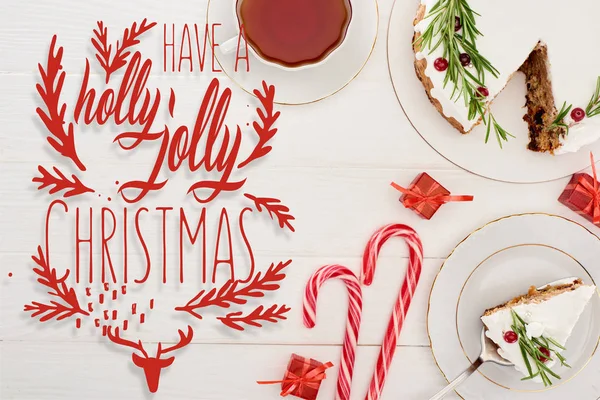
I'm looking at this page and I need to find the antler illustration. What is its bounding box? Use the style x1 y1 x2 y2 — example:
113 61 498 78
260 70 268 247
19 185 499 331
156 326 194 358
107 326 193 393
107 326 150 357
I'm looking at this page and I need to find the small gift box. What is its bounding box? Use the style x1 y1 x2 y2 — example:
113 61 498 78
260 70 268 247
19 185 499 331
391 172 474 220
258 354 333 400
558 153 600 226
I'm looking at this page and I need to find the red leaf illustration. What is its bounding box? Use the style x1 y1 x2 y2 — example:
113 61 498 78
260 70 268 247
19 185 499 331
33 165 94 198
24 246 89 322
238 81 280 168
92 19 156 83
91 21 112 79
175 260 291 320
244 193 295 232
36 35 85 171
218 304 290 331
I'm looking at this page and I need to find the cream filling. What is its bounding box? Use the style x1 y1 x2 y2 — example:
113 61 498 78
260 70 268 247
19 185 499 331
481 282 596 381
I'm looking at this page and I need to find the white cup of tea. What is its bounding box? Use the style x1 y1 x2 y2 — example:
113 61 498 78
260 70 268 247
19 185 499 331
221 0 353 70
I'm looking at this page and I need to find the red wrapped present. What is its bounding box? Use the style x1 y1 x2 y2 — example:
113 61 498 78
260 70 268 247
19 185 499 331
559 152 600 226
257 354 333 399
391 173 474 220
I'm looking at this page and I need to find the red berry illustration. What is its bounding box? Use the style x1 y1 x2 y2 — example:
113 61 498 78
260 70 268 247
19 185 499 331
434 57 449 72
571 107 586 122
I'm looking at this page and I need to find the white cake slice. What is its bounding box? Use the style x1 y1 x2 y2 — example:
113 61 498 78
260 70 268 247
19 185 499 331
481 278 596 385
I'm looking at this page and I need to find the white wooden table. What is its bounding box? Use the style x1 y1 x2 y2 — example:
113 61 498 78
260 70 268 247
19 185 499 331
0 0 597 399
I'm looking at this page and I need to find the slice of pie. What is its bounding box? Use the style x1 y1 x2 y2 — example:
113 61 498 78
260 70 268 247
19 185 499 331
413 0 600 153
481 278 596 385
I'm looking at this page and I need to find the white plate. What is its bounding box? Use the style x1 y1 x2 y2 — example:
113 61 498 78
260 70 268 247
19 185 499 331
387 0 600 183
428 213 600 399
207 0 378 105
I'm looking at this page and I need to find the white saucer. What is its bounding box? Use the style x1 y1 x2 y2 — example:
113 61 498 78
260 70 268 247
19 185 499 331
428 213 600 399
387 0 600 183
207 0 378 105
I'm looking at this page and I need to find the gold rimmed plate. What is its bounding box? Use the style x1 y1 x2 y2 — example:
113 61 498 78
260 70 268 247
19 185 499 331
207 0 378 105
387 0 600 183
428 214 600 399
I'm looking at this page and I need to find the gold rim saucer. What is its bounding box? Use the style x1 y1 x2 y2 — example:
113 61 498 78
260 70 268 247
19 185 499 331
426 212 600 399
207 0 379 106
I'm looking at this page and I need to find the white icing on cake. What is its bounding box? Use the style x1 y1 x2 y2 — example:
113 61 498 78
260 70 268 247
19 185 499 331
556 117 600 154
481 279 596 381
414 0 600 153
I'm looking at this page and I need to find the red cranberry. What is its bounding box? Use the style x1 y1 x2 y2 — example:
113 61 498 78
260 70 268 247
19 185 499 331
571 107 586 122
538 347 551 363
434 57 448 72
503 331 518 344
477 86 490 98
455 16 462 32
460 53 471 67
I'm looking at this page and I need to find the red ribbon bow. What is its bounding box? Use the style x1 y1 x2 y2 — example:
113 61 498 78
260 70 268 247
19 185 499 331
257 361 334 397
576 152 600 225
390 181 473 208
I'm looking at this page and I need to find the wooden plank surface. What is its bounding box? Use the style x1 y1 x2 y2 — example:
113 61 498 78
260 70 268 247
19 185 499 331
0 0 598 399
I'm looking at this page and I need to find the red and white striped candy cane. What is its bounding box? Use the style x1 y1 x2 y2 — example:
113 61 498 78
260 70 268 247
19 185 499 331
303 265 363 400
361 224 423 400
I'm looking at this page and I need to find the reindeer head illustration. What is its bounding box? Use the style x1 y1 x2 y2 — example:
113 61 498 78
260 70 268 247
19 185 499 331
107 326 193 393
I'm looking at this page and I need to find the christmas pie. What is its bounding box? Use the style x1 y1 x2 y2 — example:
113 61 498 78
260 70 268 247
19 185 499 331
481 278 596 385
413 0 600 153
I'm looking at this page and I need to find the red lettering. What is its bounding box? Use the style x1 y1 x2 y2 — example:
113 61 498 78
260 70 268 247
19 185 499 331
168 125 190 171
212 208 234 283
194 24 211 71
74 61 96 124
179 208 207 283
45 199 68 271
235 25 250 72
76 207 93 283
134 207 151 284
75 53 160 130
211 23 222 72
101 207 117 283
156 207 173 283
164 24 175 72
117 126 169 203
238 207 255 283
187 79 245 202
123 207 128 283
178 24 193 72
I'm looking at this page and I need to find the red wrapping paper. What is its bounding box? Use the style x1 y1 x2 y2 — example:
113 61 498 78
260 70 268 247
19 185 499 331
558 153 600 226
391 173 474 220
257 354 332 399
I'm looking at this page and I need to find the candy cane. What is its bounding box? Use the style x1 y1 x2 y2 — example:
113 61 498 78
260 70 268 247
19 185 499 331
303 265 363 400
361 224 423 400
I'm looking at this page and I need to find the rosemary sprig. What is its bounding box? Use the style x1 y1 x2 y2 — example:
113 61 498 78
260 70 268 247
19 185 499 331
550 101 572 135
510 310 570 386
586 76 600 118
485 113 515 148
415 0 512 146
